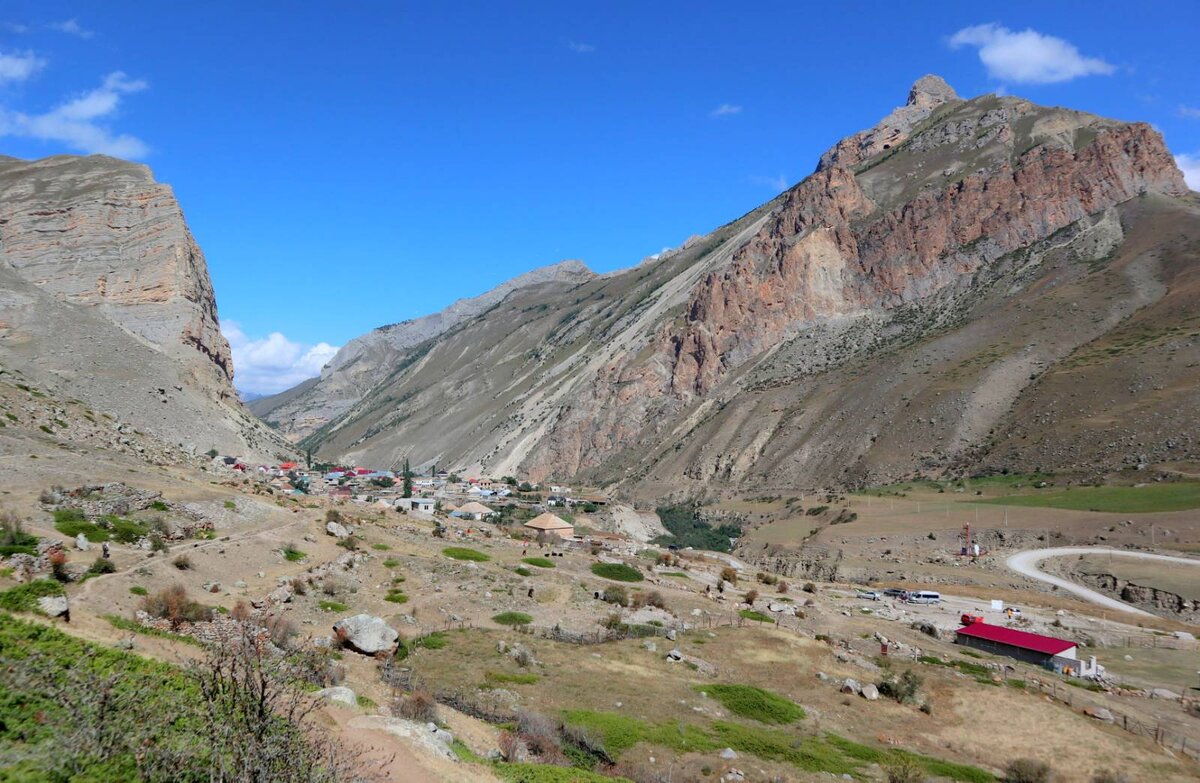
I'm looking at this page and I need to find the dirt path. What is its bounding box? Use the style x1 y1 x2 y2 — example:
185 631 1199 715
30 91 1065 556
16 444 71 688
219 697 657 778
1005 546 1200 617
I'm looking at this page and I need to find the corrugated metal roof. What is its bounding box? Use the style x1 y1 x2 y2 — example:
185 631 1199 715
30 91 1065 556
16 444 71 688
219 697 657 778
955 622 1076 655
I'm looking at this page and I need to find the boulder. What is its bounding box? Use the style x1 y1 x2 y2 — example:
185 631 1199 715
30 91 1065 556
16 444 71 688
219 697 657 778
326 521 350 539
719 748 738 760
666 648 684 661
1084 706 1114 723
840 678 862 695
333 614 399 655
267 584 294 604
316 686 357 707
1151 688 1182 701
38 595 69 618
861 683 880 701
74 533 91 551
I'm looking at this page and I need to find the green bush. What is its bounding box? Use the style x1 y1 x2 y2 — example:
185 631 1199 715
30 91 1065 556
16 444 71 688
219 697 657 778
104 516 149 544
492 611 533 626
384 589 408 604
414 632 448 650
443 547 490 562
590 562 643 582
318 600 348 612
282 544 307 562
129 585 148 596
86 557 117 576
383 557 401 568
371 543 391 551
739 609 773 623
485 671 539 685
521 556 555 568
53 509 109 542
0 579 65 613
514 566 532 577
698 684 805 724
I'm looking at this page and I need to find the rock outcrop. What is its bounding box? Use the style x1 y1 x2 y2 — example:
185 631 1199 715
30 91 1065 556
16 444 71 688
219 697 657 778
0 154 286 459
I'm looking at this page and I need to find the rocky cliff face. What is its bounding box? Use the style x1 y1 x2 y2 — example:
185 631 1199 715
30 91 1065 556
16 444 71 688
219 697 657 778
258 77 1197 496
0 154 285 459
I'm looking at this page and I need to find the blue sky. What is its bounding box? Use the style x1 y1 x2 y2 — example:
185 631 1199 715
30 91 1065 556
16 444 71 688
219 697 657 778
1 2 1198 394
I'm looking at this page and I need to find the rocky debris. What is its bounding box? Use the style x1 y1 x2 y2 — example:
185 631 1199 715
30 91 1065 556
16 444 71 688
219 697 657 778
1151 688 1182 701
326 521 351 539
267 583 294 605
316 686 357 707
37 595 69 618
353 716 456 760
333 614 398 655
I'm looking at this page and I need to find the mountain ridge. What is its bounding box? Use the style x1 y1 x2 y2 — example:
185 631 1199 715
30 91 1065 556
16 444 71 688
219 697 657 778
253 76 1195 497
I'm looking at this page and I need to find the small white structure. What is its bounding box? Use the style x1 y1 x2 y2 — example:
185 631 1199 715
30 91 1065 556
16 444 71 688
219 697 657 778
454 501 496 521
398 497 435 514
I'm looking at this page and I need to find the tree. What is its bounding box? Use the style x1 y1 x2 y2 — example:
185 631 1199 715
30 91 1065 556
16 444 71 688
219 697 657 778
402 458 413 498
305 449 313 469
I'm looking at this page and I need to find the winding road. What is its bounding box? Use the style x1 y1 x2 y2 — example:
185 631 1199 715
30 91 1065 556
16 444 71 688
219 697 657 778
1005 546 1200 617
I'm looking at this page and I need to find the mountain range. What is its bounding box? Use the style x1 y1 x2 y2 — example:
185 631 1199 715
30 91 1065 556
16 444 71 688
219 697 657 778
251 76 1197 500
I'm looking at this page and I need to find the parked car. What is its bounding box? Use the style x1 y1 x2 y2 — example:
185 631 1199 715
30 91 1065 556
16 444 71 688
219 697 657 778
856 590 882 601
882 588 907 598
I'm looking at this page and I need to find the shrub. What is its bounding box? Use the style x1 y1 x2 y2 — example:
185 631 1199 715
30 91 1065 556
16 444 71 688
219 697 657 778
744 589 759 605
172 555 193 570
318 600 348 613
148 531 169 553
384 589 408 604
493 611 533 627
590 563 643 582
699 684 805 724
514 566 532 577
878 670 923 704
885 756 928 783
720 567 738 584
371 543 390 551
49 550 70 583
129 585 148 596
336 535 360 551
442 547 490 562
521 557 555 568
265 615 299 650
395 690 439 723
601 585 629 606
53 509 109 542
739 609 773 623
86 557 116 577
290 577 308 595
223 500 236 510
282 544 307 562
802 582 816 593
141 585 213 627
0 579 64 613
382 557 401 568
777 580 789 593
1004 759 1054 783
631 590 667 610
0 511 38 556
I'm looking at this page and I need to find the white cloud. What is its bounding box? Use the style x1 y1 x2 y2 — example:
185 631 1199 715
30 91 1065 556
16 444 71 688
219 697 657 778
0 48 45 84
949 23 1115 84
223 320 340 396
0 71 150 157
750 173 789 192
50 18 93 39
1175 154 1200 191
1179 106 1200 119
710 103 742 118
2 22 30 34
566 40 595 54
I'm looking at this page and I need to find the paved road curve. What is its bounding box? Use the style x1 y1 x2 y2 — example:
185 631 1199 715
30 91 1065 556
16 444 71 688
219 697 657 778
1005 547 1200 617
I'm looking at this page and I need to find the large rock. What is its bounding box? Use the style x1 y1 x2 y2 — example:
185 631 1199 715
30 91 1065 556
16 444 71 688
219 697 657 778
333 614 398 655
840 678 862 695
316 686 358 707
37 595 69 618
74 533 90 551
861 683 880 701
326 521 350 539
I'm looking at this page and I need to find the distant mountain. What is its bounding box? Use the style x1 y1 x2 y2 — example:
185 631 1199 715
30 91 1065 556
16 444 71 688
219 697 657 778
254 76 1198 499
0 154 289 460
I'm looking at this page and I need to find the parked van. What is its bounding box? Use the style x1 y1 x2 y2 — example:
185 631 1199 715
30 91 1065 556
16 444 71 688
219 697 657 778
906 590 941 605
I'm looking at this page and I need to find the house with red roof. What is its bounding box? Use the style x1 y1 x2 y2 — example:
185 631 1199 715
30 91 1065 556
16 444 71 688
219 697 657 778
955 621 1102 677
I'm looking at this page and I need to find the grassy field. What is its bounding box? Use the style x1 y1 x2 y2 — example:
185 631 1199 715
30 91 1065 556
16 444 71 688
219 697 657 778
969 482 1200 513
